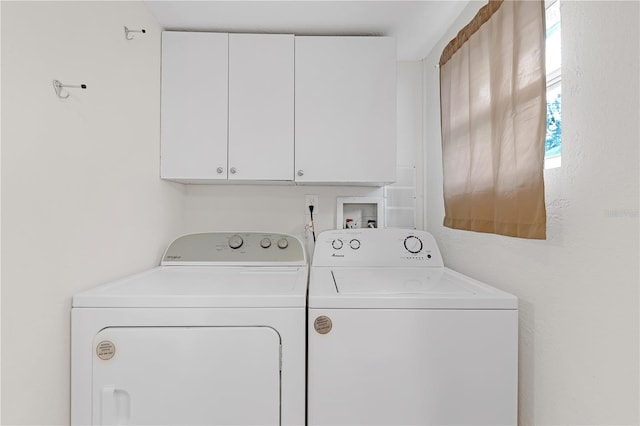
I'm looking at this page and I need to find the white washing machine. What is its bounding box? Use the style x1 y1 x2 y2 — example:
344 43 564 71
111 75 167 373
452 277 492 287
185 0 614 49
308 229 518 426
71 232 307 426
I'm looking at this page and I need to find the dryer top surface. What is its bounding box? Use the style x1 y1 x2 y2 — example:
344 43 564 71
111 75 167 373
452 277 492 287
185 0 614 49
73 265 308 308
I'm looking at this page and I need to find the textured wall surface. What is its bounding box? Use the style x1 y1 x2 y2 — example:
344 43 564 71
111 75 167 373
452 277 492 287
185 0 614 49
423 1 639 424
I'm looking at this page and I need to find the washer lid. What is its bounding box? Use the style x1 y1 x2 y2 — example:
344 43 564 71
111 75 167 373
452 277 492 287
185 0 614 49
309 267 517 309
334 268 470 295
73 266 308 308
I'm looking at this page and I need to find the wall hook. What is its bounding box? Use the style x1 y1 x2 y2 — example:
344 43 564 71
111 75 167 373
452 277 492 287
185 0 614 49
53 80 87 99
124 26 146 40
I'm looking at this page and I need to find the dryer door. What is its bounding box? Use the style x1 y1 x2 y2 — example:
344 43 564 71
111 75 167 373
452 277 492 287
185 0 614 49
92 326 281 425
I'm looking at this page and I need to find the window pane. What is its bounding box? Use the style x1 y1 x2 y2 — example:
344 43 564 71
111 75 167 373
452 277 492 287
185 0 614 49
545 83 562 157
546 0 562 78
545 0 561 163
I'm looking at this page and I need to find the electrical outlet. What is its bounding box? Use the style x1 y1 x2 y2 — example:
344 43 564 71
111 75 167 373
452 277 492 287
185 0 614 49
305 195 319 214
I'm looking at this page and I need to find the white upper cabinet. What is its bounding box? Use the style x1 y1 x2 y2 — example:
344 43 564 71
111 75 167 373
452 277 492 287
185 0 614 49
228 34 294 181
294 36 397 185
161 32 228 181
161 33 396 186
161 32 294 183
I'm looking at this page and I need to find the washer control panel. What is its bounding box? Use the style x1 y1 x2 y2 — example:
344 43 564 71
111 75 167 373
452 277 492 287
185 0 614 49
162 232 306 265
330 238 362 250
312 229 444 267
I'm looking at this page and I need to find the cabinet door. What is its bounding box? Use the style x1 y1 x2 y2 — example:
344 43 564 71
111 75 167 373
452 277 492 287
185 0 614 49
161 32 228 181
295 37 397 185
228 34 294 181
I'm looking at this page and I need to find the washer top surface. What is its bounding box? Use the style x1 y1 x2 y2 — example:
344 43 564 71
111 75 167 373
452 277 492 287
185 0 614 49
73 232 308 308
309 229 516 309
334 268 461 295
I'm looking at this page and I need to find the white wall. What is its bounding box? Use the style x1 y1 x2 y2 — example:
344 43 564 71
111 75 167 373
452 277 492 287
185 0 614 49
184 184 382 258
1 2 184 424
424 1 639 425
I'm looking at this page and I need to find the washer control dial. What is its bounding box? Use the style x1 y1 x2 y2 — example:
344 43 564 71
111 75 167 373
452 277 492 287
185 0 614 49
228 234 244 249
332 239 343 250
349 239 361 250
404 235 423 254
277 238 289 249
260 238 272 248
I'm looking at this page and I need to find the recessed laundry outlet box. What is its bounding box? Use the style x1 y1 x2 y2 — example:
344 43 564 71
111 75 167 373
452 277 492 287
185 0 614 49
336 197 384 229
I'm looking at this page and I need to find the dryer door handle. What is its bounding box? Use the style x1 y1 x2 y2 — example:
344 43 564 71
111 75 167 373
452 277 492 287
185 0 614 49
101 386 130 425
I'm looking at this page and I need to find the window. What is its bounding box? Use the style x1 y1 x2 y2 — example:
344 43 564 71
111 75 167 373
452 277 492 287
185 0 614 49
545 0 562 168
439 1 547 239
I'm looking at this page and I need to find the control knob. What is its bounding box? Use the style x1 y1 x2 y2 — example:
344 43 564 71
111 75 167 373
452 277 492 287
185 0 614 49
277 238 289 249
404 235 423 254
332 239 343 250
260 238 272 248
228 234 244 249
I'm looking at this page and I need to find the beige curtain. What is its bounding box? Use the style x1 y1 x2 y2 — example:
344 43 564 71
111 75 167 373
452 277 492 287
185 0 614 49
439 0 547 239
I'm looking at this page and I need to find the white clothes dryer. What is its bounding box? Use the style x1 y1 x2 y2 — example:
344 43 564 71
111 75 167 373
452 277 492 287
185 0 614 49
71 232 307 426
308 229 518 426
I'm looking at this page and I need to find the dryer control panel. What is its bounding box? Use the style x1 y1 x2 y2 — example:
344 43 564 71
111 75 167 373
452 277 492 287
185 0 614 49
162 232 306 266
312 229 444 268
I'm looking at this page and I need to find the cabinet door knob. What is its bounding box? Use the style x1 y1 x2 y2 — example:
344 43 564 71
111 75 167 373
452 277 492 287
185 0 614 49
297 170 304 177
216 167 224 174
230 167 237 174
